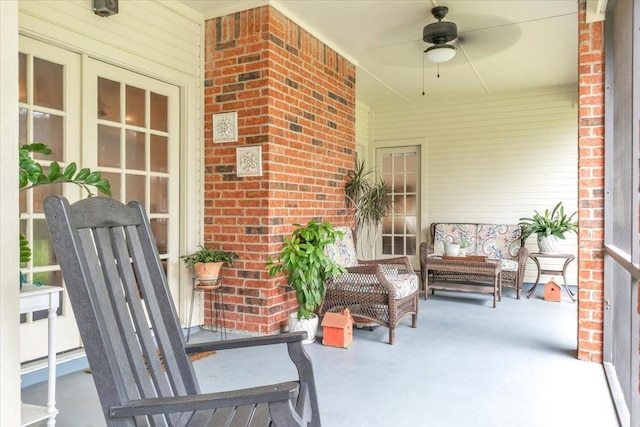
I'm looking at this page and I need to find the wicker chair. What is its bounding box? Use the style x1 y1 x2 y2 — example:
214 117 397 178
318 227 419 345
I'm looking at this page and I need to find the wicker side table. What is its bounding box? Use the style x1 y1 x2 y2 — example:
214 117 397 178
424 255 503 308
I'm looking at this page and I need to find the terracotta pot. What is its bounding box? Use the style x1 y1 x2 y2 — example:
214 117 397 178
193 261 224 286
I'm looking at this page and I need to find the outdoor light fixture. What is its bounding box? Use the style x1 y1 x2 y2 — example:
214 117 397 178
94 0 118 17
424 44 457 63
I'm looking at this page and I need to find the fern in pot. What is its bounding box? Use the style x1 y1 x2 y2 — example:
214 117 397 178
266 220 346 343
181 245 238 288
518 202 578 253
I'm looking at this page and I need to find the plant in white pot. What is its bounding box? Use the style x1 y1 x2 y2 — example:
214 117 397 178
181 245 238 288
518 202 578 253
266 220 346 344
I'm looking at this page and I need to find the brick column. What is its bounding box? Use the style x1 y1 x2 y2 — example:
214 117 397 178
577 0 605 362
203 6 356 335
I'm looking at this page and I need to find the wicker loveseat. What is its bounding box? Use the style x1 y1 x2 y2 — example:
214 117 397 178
420 223 528 299
318 227 419 345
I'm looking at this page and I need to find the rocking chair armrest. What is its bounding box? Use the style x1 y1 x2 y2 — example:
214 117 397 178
185 331 307 354
109 381 300 417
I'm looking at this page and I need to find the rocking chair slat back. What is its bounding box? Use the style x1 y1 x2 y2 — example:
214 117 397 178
44 196 319 427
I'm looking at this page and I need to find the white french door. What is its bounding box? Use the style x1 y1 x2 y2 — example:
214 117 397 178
19 37 83 362
85 58 181 302
19 39 181 363
376 146 421 268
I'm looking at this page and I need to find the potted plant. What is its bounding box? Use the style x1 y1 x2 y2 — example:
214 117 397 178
518 202 578 253
181 245 238 287
266 220 346 343
19 143 111 281
344 157 393 258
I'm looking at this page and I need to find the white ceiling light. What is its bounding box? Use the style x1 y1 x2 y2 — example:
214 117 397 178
425 44 456 63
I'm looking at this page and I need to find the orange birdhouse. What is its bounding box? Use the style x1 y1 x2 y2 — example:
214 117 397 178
321 309 354 348
544 279 562 302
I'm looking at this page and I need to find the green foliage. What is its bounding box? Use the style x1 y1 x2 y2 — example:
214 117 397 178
19 143 111 196
266 220 346 320
344 157 392 250
518 202 578 240
19 143 112 264
180 245 238 270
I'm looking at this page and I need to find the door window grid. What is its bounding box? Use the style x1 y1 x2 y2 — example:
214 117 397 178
380 150 419 257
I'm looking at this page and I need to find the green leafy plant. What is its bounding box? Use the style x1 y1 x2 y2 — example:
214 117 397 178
266 220 346 320
518 202 578 240
345 157 393 255
180 245 238 269
19 143 111 264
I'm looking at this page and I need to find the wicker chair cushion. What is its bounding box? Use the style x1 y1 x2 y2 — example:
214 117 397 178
330 272 418 300
325 227 358 268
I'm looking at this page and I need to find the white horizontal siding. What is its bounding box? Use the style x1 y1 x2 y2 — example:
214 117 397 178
19 0 202 79
355 100 371 160
369 87 579 285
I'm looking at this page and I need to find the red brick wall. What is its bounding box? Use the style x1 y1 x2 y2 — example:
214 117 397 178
577 0 605 362
203 6 356 334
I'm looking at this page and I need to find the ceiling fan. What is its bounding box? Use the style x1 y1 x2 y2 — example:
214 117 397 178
422 6 458 63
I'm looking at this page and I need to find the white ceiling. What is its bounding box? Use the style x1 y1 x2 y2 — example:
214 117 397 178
180 0 579 107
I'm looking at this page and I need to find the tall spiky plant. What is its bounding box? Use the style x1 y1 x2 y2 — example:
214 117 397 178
344 157 393 258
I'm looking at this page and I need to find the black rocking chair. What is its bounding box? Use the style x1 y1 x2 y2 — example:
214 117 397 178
44 195 320 427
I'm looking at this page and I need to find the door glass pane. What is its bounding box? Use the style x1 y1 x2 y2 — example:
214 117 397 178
33 112 63 161
98 77 121 122
33 168 63 213
19 53 27 103
19 108 27 144
150 177 168 213
150 92 168 132
101 172 121 202
126 85 145 127
32 219 57 267
98 125 121 167
150 135 168 172
126 130 145 170
126 174 146 203
33 57 63 110
150 218 168 254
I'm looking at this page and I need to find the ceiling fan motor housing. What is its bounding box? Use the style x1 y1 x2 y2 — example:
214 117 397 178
423 6 458 45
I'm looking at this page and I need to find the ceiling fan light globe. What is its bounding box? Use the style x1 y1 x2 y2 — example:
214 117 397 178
425 44 456 63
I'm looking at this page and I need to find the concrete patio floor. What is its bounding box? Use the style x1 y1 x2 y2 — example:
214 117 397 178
22 286 619 426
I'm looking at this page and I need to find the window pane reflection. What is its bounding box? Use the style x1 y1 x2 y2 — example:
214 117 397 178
19 53 27 103
150 135 168 172
126 85 145 127
98 78 120 122
101 172 121 202
150 92 168 132
150 177 168 214
98 125 121 168
33 112 63 161
33 171 63 212
406 236 416 256
19 108 27 145
150 218 168 254
32 219 57 267
126 130 145 170
33 58 63 110
382 236 392 255
126 174 146 204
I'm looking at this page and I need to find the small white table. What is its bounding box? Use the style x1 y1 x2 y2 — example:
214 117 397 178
20 284 62 427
